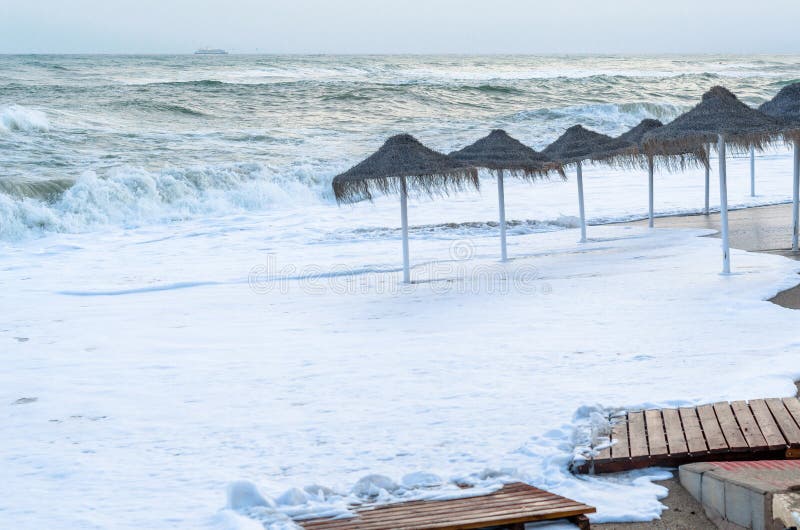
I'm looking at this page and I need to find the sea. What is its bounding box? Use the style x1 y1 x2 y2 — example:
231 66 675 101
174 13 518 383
2 54 800 241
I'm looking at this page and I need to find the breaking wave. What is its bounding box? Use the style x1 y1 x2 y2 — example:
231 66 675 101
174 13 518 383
0 105 51 133
512 101 686 136
0 164 328 241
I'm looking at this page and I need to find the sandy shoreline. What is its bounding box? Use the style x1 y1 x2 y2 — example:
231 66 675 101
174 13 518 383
625 202 800 309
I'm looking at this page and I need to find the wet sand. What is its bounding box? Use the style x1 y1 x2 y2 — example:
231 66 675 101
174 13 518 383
626 202 797 255
594 478 716 530
626 203 800 309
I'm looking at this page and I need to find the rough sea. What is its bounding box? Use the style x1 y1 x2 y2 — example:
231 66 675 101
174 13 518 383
2 54 799 240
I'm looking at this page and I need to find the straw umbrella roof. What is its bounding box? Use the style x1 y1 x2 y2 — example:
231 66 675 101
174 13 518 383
332 134 479 204
759 82 800 139
617 118 664 145
643 86 784 155
449 129 564 178
605 118 707 170
542 125 631 165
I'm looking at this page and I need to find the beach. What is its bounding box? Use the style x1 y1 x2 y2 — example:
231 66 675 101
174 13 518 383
5 206 800 529
628 203 800 307
4 55 800 529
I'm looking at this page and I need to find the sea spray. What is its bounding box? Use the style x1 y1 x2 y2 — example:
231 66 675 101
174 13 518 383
0 164 326 240
0 105 50 133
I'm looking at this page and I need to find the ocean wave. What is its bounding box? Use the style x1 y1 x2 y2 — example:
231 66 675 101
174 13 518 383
143 80 227 88
0 164 327 241
26 60 71 72
112 99 209 116
0 105 51 133
512 101 685 135
470 84 524 95
0 178 74 200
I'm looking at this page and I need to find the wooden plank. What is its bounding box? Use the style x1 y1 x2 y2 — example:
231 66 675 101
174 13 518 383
570 514 591 530
350 493 576 520
679 407 708 455
713 401 748 451
782 398 800 447
766 398 800 447
662 408 688 456
300 483 596 530
696 404 728 453
749 399 788 449
304 507 592 530
644 409 668 456
610 417 630 459
731 400 768 450
347 494 566 522
314 500 585 530
594 431 612 462
627 411 649 459
304 504 592 530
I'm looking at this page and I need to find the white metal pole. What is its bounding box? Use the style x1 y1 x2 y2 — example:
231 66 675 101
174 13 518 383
400 177 410 283
793 139 799 252
704 143 711 215
648 157 654 228
576 161 587 243
497 171 508 261
718 135 730 274
750 144 755 197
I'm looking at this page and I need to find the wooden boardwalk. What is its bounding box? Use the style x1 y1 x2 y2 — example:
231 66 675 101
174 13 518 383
299 482 595 530
575 398 800 474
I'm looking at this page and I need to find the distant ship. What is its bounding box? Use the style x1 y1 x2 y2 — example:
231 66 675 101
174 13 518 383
194 48 228 55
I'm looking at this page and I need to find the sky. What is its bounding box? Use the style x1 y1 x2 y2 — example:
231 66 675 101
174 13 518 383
2 0 800 55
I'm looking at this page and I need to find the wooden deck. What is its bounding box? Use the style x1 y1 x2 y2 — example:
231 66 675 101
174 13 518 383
575 398 800 474
298 482 596 530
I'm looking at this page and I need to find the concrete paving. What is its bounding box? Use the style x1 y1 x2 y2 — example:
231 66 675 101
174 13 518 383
679 460 800 529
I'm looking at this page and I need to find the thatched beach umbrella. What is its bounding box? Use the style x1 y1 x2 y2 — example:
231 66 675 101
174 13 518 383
332 134 479 283
644 86 783 273
543 125 631 242
601 119 664 228
760 82 800 250
598 118 707 227
449 130 563 260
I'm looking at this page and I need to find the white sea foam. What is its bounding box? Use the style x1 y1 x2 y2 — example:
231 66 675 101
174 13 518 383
0 164 325 240
5 220 800 530
1 146 794 245
0 105 50 133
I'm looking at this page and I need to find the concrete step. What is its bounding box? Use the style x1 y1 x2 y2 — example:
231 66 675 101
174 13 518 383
679 460 800 530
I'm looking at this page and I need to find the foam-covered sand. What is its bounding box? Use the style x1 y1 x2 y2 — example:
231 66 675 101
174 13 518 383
3 213 800 529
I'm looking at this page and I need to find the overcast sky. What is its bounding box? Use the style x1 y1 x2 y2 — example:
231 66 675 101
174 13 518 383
2 0 799 54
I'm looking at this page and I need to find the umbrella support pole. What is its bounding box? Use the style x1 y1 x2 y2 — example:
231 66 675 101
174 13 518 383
750 144 756 197
497 172 508 261
648 159 654 228
576 161 587 243
718 135 731 274
793 139 799 252
704 143 711 215
400 177 410 283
